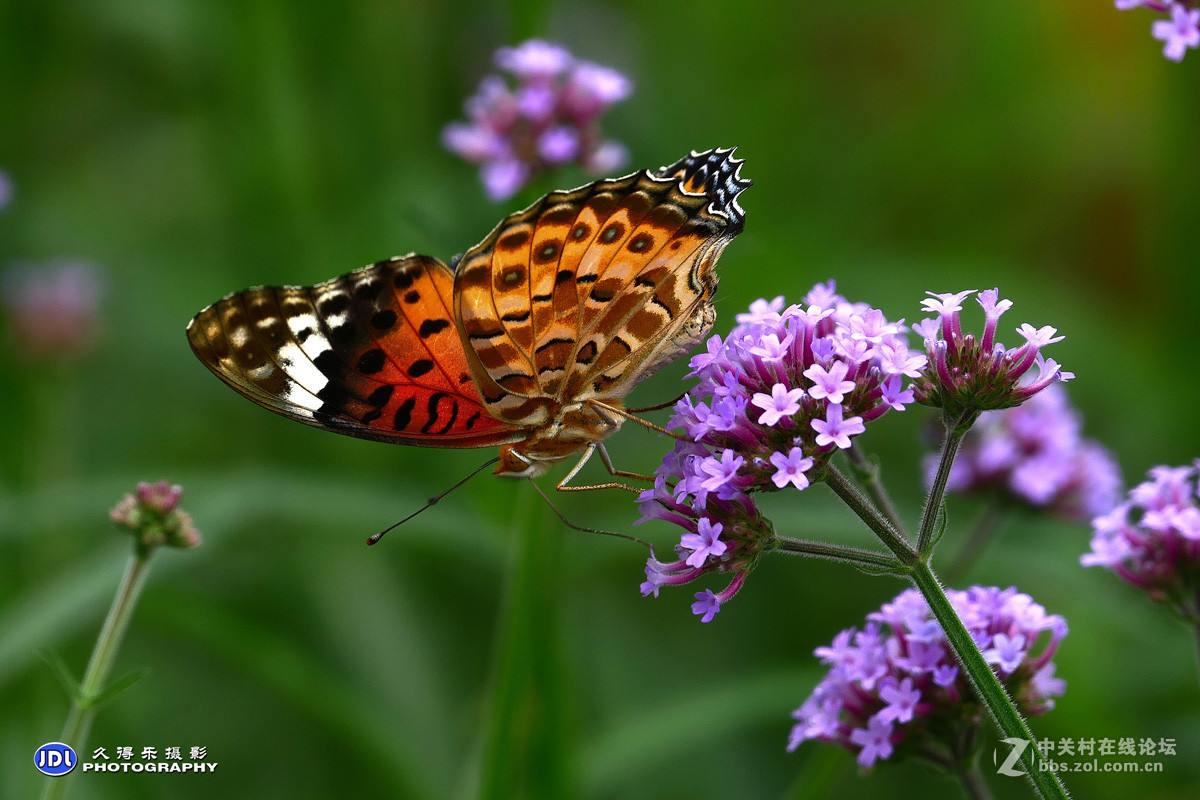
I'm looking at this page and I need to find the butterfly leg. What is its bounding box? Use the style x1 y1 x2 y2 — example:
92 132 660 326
595 443 654 483
555 444 640 494
587 399 689 442
528 480 652 549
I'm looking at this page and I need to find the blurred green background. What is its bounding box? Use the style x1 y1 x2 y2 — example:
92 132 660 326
1 1 1197 798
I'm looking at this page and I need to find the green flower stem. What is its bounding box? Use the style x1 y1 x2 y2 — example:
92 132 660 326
42 552 151 800
846 443 910 541
917 418 969 556
774 536 903 573
909 562 1070 800
824 467 915 565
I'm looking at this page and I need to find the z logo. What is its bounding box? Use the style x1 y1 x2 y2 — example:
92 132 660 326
994 737 1030 777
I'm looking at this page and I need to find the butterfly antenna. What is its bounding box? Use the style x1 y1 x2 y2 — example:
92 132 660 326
528 480 653 552
627 392 687 413
367 456 500 546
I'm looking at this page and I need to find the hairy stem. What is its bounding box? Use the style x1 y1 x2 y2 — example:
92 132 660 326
909 562 1070 800
774 536 904 573
918 419 969 556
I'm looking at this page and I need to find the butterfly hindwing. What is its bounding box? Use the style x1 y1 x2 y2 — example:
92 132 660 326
187 255 522 448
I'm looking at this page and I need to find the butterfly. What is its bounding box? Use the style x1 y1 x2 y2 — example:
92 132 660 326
187 148 750 486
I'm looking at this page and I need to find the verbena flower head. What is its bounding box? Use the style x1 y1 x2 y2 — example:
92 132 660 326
788 586 1067 768
912 288 1071 424
1115 0 1200 62
638 284 926 621
442 39 632 200
110 481 201 555
930 384 1122 522
1082 461 1200 621
2 260 103 359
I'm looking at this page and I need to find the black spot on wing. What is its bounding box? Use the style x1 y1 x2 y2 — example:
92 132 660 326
393 397 416 431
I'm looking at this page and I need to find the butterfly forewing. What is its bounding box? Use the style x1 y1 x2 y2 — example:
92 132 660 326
453 148 750 424
187 255 522 448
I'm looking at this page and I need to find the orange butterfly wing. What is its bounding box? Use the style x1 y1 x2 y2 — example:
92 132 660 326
188 149 750 461
186 255 523 448
453 148 750 426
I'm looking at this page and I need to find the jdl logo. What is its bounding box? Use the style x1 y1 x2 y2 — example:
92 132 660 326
34 742 77 777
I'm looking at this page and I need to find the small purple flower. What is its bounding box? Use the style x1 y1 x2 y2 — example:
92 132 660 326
877 677 921 724
751 383 804 426
680 518 727 568
804 361 855 404
1153 3 1200 61
770 448 814 490
443 39 632 200
699 449 745 494
1083 460 1200 621
691 589 722 623
788 586 1067 765
812 404 864 450
927 384 1122 522
913 288 1071 420
848 717 895 767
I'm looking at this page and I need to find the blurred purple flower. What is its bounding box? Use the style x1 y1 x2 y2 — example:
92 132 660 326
0 171 12 213
1153 3 1200 60
788 586 1067 768
926 384 1122 522
2 260 103 359
1082 461 1200 621
1115 0 1200 61
110 481 201 553
443 39 632 200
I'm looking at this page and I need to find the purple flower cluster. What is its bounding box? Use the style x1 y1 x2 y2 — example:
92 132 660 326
1116 1 1200 61
638 284 927 621
110 481 201 552
1082 461 1200 620
931 384 1122 522
442 40 632 200
788 586 1067 768
912 289 1071 421
2 260 103 359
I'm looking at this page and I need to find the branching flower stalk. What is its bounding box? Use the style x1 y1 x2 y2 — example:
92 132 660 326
637 285 1074 799
41 482 199 800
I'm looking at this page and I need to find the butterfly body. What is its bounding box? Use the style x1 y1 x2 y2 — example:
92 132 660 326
188 148 750 479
